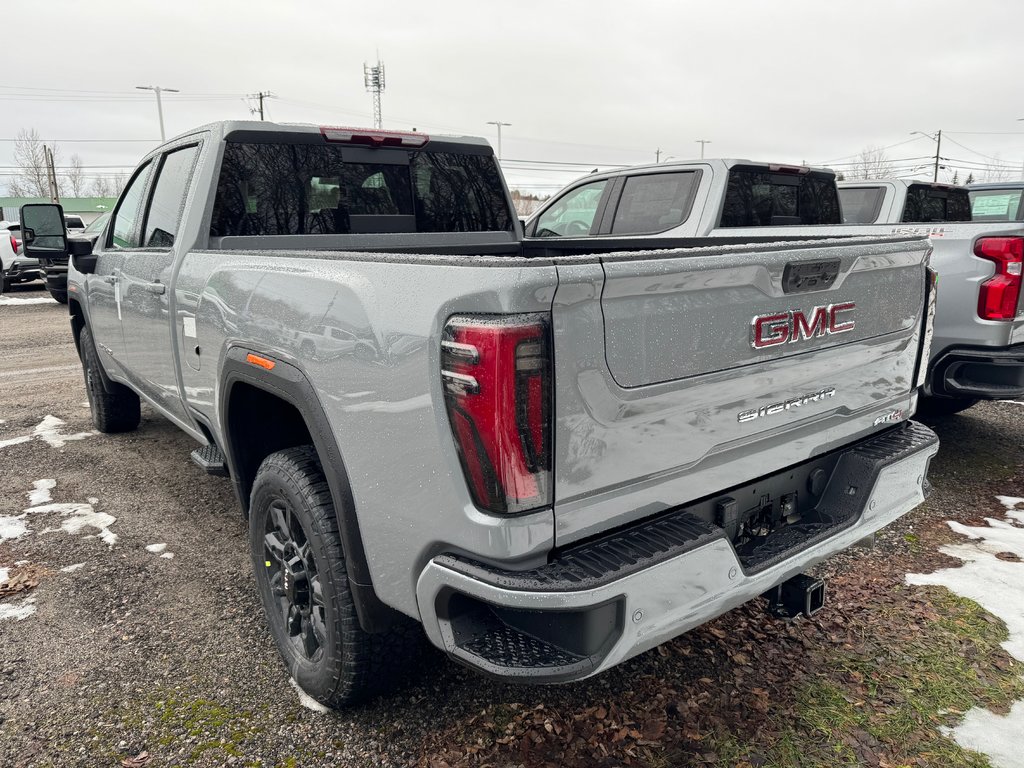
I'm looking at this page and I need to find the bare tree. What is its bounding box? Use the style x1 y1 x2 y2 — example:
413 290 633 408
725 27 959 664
6 128 62 197
90 172 127 197
851 145 895 180
65 154 89 197
981 154 1011 182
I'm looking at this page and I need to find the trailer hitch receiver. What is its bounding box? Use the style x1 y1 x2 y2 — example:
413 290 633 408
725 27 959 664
763 574 826 619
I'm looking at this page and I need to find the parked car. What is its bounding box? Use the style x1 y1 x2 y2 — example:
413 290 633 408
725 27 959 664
24 122 938 708
0 222 44 294
64 214 86 234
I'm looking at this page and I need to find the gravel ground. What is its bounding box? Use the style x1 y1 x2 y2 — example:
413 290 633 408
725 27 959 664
1 283 1022 768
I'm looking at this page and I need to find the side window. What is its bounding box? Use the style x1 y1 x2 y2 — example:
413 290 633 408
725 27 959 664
143 145 200 247
533 180 608 237
110 162 153 248
611 172 698 235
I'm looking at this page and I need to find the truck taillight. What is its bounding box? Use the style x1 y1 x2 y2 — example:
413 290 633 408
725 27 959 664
976 237 1024 321
441 314 552 515
9 235 17 254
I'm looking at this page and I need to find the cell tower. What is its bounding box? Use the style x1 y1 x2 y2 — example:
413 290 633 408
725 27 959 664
363 58 385 129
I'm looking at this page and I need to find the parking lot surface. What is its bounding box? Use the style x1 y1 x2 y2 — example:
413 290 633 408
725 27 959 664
2 283 1024 768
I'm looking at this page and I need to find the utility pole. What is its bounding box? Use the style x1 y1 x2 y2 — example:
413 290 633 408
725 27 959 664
486 121 511 160
44 145 59 203
695 139 712 159
248 91 275 121
655 148 661 163
136 85 179 141
911 130 943 182
363 58 385 129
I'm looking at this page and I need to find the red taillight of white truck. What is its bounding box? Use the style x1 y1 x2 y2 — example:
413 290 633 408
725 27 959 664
9 235 17 254
976 237 1024 321
441 314 552 515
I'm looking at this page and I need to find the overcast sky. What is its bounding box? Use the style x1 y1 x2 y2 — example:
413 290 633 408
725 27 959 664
5 0 1024 195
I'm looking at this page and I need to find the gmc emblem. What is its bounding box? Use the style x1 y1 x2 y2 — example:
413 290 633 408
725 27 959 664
751 303 856 349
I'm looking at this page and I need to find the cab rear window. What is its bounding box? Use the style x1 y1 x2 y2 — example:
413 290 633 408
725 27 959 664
210 141 513 236
901 185 971 223
839 186 885 224
719 167 840 227
970 189 1024 222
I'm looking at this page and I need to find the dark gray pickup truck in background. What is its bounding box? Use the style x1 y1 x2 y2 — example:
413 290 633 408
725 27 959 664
21 121 938 707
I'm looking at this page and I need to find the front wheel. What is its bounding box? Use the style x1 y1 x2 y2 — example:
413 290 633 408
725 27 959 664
80 325 141 433
249 446 389 707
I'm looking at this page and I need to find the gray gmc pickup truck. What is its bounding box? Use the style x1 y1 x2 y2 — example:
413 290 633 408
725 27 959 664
527 163 1024 414
20 122 939 707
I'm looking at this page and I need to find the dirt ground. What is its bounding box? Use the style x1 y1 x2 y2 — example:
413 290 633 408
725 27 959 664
1 282 1022 768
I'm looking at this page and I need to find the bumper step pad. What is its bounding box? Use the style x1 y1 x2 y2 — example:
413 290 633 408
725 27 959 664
190 444 229 477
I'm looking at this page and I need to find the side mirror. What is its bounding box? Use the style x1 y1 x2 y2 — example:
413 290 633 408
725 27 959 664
19 203 68 259
69 237 97 274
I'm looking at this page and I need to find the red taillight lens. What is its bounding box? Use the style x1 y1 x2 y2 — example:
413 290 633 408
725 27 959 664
976 237 1024 321
9 235 17 253
441 314 552 515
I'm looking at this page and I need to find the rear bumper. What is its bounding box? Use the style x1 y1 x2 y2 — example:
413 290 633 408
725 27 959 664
930 343 1024 400
416 421 938 683
3 263 44 283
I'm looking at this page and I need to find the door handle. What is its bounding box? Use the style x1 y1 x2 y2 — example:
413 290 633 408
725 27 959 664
145 281 166 295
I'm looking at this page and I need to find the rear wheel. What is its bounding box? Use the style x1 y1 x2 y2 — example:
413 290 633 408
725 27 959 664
80 325 141 433
249 446 401 707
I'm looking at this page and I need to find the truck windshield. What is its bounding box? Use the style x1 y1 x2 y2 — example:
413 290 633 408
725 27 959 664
719 167 840 227
969 189 1024 222
838 186 885 224
901 184 971 223
210 141 513 236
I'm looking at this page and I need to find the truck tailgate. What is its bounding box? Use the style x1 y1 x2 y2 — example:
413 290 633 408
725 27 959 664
551 236 931 545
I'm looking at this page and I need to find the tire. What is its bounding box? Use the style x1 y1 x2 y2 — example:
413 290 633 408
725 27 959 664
80 325 141 433
917 396 980 418
49 288 68 304
249 446 406 707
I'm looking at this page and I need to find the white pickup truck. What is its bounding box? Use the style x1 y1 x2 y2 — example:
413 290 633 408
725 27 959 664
526 164 1024 414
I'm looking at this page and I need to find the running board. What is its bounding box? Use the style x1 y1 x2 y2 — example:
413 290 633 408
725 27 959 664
190 444 229 477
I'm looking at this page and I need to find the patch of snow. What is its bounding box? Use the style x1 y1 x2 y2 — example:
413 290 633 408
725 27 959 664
0 295 55 306
997 496 1024 511
60 562 86 573
939 702 1024 768
145 543 167 554
0 567 9 585
0 597 37 621
288 678 329 714
32 415 95 448
27 479 56 506
0 415 95 451
30 502 118 549
907 505 1024 765
87 497 98 505
160 552 174 559
0 515 29 542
